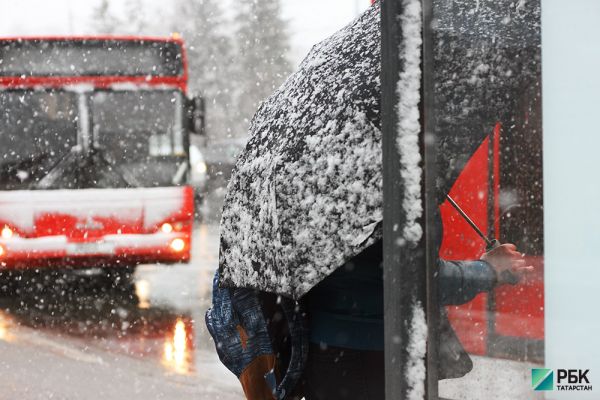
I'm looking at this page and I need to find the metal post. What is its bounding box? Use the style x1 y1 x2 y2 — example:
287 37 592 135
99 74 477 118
381 0 433 398
421 0 440 397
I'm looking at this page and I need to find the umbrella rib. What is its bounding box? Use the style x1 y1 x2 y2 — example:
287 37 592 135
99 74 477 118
444 194 493 248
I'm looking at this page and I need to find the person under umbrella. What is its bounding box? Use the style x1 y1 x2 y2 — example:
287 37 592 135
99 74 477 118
207 2 532 399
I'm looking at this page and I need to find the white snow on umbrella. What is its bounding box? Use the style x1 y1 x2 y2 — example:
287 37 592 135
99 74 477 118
219 3 384 299
219 0 427 299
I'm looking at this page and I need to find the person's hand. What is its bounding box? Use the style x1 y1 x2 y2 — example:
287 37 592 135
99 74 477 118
480 243 533 285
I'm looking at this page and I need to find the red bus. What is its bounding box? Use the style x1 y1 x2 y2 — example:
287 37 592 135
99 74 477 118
0 36 204 278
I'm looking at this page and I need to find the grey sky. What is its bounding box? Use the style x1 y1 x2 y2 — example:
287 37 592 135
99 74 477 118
0 0 371 66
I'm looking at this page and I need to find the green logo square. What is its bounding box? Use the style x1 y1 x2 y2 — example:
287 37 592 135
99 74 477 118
532 368 554 391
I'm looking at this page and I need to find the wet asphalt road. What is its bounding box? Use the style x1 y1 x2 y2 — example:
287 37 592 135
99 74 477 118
0 214 541 400
0 224 244 400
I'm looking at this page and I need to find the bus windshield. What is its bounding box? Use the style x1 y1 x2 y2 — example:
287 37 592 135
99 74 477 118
0 89 186 190
91 90 186 187
0 39 183 77
0 90 78 189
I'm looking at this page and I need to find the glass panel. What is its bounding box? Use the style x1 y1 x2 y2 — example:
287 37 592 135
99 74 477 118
91 90 186 187
0 90 78 189
427 1 544 398
0 40 183 77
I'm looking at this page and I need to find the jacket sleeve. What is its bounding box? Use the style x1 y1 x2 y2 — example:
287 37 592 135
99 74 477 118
438 259 497 306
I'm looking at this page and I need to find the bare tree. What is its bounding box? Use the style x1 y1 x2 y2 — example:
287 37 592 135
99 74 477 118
91 0 121 34
124 0 148 34
172 0 236 140
88 0 293 140
91 0 158 35
233 0 292 136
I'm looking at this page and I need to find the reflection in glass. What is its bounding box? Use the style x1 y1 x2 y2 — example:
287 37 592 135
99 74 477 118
162 318 193 375
429 0 543 398
135 279 151 309
92 90 186 188
0 311 14 342
0 90 78 190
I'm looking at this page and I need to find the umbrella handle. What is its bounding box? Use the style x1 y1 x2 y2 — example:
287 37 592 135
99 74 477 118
485 238 500 251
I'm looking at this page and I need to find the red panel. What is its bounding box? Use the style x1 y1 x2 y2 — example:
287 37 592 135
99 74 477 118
0 76 186 92
493 123 501 240
439 136 490 260
440 136 490 355
0 35 184 43
443 123 545 352
489 124 545 341
493 258 545 340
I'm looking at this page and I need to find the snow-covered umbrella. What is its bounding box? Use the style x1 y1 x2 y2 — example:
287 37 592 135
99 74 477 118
218 0 539 299
219 4 382 299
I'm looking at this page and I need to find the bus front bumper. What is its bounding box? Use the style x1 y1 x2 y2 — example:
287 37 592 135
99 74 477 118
0 232 191 269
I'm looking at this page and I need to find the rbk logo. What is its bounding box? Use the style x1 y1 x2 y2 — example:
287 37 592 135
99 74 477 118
532 368 554 391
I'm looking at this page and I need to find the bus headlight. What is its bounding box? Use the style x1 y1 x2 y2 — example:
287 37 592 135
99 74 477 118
1 226 13 239
195 161 207 175
170 238 186 252
161 223 174 234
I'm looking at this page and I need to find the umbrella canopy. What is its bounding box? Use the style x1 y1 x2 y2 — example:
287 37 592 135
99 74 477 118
219 4 383 299
218 0 540 299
